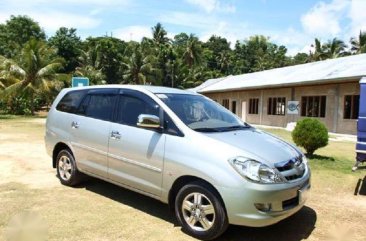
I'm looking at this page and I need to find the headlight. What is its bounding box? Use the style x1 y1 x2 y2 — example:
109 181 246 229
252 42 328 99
302 155 308 165
229 157 284 184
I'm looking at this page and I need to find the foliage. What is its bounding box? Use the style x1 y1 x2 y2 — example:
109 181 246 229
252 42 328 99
49 27 82 73
292 118 329 155
1 15 366 115
0 15 46 58
0 38 64 114
350 31 366 54
0 94 44 115
122 44 158 85
310 38 348 61
83 37 126 84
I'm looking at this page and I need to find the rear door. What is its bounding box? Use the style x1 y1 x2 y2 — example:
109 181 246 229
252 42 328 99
108 89 165 196
70 89 118 178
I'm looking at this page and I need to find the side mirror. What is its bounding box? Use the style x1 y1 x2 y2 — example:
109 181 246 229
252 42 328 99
137 114 161 129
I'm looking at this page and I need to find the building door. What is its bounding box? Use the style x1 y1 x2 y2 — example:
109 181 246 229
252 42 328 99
241 101 247 121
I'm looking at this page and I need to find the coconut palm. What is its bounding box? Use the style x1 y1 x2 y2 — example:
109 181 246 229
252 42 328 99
122 45 157 85
311 38 327 61
152 23 170 46
183 34 203 69
75 49 105 85
0 39 64 114
323 38 348 59
350 31 366 54
216 50 232 75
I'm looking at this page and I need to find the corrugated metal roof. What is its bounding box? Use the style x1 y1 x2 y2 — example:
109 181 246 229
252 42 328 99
197 53 366 93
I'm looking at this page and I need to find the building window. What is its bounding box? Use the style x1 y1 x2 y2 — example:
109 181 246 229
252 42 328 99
344 95 359 119
268 97 286 115
231 100 237 114
222 99 229 109
301 96 326 117
249 98 259 114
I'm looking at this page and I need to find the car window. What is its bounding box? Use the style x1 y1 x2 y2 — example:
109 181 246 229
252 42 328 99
117 95 159 126
84 94 116 121
56 90 87 113
159 94 248 132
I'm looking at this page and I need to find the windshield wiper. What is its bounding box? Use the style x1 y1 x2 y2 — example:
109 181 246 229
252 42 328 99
219 125 250 131
193 127 222 132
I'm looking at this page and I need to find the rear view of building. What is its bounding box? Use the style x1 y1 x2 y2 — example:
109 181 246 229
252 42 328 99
195 54 366 135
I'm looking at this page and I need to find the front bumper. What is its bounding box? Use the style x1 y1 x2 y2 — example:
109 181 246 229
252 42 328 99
217 172 311 227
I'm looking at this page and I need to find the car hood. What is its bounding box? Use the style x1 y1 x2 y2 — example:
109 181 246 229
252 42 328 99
202 128 300 165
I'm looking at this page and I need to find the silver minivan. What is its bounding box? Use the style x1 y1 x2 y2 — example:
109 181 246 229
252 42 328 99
45 85 310 240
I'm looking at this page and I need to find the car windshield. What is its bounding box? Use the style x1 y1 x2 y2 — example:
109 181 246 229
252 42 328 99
157 93 250 132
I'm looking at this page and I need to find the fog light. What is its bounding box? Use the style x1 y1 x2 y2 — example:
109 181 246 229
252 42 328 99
254 203 272 212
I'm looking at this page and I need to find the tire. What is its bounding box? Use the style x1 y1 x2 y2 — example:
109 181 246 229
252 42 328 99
175 181 228 240
56 149 81 186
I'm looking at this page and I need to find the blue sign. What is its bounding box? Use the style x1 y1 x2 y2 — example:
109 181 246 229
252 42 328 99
72 77 89 87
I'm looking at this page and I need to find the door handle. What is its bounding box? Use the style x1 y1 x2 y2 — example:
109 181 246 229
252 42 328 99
71 121 79 129
111 131 121 140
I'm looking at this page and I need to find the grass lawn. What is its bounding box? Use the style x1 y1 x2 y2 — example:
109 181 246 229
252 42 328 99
0 117 365 241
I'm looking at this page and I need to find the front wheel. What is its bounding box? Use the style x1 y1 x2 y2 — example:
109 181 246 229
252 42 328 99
175 181 228 240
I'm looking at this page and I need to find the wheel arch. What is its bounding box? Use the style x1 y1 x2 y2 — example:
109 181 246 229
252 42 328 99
168 175 227 214
52 142 72 168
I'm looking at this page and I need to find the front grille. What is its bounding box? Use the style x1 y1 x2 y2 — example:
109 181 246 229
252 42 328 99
275 156 306 182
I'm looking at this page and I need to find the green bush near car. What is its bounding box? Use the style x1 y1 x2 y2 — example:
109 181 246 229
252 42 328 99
292 118 329 155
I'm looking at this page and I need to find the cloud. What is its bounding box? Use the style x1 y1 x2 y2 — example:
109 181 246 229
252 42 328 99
300 0 350 37
114 25 152 42
349 0 366 35
0 10 100 31
0 0 131 36
185 0 236 13
159 11 218 30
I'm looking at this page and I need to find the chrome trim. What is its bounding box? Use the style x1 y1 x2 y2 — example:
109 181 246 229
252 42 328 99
71 142 108 156
108 153 162 173
137 114 161 129
357 141 366 145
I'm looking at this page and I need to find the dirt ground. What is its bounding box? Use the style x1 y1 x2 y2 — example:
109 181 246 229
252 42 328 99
0 118 365 241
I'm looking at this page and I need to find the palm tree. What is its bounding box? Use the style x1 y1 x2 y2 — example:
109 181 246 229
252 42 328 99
152 23 170 46
310 38 326 61
323 38 348 59
122 45 157 85
183 34 203 69
0 39 64 114
75 49 105 85
216 50 232 75
350 31 366 54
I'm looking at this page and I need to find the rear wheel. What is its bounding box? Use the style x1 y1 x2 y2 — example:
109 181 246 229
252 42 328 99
56 149 81 186
175 181 228 240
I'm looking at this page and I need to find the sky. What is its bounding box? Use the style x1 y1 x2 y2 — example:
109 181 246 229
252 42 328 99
0 0 365 56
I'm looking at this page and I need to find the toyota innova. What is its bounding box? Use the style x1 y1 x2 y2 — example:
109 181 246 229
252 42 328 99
45 85 310 240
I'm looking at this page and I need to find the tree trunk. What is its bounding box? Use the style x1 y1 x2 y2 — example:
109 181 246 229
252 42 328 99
30 92 35 115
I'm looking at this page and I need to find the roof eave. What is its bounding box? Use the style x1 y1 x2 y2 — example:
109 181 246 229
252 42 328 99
198 75 365 94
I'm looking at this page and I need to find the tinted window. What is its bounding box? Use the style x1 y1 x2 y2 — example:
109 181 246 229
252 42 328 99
84 94 116 121
158 94 247 131
56 90 87 113
117 95 159 126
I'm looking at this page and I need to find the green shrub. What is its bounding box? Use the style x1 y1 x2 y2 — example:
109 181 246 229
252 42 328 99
292 118 329 155
0 95 43 115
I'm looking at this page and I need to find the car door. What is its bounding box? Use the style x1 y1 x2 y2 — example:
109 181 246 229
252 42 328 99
108 89 165 196
70 89 118 178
